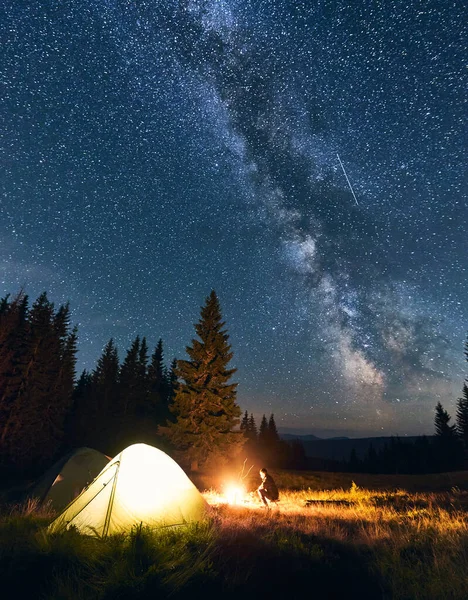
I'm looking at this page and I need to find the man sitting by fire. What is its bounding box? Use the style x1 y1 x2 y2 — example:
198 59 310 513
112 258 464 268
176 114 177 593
257 468 279 507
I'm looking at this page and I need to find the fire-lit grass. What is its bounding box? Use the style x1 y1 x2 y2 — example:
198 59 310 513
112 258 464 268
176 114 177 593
1 472 468 599
204 483 468 544
202 480 468 599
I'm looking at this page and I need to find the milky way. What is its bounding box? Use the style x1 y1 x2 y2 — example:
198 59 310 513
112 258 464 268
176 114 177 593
2 0 466 436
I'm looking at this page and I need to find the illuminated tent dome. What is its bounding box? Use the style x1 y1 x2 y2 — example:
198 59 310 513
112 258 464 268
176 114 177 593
31 447 110 512
48 443 207 537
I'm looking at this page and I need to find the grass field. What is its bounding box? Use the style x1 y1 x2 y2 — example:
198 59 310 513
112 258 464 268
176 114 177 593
1 470 467 599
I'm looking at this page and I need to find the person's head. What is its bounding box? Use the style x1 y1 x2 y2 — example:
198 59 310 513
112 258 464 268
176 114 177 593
260 468 268 479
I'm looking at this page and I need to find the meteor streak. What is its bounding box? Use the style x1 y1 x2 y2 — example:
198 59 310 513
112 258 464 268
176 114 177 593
337 153 359 206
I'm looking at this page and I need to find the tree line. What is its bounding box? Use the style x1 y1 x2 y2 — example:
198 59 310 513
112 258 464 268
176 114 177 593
0 290 245 476
427 337 468 472
240 411 307 469
345 338 468 474
67 336 177 458
0 289 466 477
0 292 77 474
0 291 180 473
344 434 456 475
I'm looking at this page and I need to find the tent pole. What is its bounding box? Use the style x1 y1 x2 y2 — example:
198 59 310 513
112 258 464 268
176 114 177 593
103 455 121 537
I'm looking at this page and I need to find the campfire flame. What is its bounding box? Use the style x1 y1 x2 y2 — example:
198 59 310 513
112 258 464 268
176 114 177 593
224 484 246 505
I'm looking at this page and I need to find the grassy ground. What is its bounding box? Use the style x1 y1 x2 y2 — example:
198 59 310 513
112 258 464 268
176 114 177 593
1 471 468 599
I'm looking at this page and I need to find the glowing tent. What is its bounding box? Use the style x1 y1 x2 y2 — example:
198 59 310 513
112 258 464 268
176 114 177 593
31 447 110 512
48 443 207 536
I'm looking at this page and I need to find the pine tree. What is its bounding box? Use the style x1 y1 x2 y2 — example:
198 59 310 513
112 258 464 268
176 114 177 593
12 294 56 467
434 401 461 471
248 413 257 440
149 339 165 389
257 414 269 462
51 304 77 438
0 294 10 317
160 291 243 470
1 293 77 471
93 339 120 419
0 293 30 465
74 369 93 399
240 413 258 457
247 413 258 453
69 339 120 451
434 402 457 437
240 411 258 457
119 336 141 418
148 339 166 420
456 334 468 454
31 295 77 466
456 384 468 450
266 413 283 465
258 414 268 446
136 336 150 415
268 414 280 445
240 410 249 433
164 357 178 423
66 369 93 449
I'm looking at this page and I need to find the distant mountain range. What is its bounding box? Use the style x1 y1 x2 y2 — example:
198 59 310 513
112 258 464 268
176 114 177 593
279 434 431 461
281 434 349 442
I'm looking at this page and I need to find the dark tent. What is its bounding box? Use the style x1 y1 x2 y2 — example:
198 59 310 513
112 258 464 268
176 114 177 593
30 447 110 512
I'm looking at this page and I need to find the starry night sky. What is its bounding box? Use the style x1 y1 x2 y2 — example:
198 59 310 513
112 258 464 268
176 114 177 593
2 1 466 437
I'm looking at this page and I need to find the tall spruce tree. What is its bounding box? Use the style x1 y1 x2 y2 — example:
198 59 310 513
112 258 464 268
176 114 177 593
66 369 92 448
119 336 141 418
434 402 457 437
248 413 257 440
456 384 468 451
258 414 268 446
27 295 77 467
1 293 77 471
136 337 150 415
240 410 249 433
240 410 257 457
93 339 120 420
52 304 77 434
167 358 178 399
268 414 280 445
257 414 269 462
434 401 461 471
0 293 30 466
148 339 167 420
266 414 283 465
69 339 120 451
149 340 165 390
245 413 258 456
456 335 468 452
160 291 243 470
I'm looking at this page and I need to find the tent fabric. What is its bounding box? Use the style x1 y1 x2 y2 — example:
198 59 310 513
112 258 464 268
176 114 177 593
48 443 207 537
30 447 110 512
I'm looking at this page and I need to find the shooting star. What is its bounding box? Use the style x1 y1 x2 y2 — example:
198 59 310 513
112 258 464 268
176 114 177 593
337 153 359 206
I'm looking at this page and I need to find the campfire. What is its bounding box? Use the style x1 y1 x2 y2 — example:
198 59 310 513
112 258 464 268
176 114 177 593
203 462 258 507
203 482 253 507
224 483 247 505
